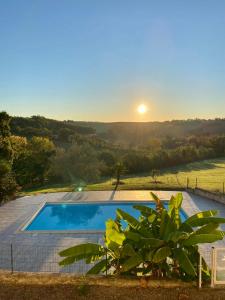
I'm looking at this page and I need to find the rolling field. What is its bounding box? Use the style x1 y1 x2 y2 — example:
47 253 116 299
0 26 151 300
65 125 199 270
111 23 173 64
21 158 225 195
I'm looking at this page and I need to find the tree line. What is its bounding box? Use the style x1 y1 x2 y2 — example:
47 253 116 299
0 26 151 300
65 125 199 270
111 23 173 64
1 111 225 204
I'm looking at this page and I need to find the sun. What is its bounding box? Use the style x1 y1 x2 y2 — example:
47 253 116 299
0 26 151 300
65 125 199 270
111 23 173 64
137 104 147 114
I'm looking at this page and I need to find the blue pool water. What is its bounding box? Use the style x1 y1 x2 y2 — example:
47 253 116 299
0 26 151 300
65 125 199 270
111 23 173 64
25 202 187 231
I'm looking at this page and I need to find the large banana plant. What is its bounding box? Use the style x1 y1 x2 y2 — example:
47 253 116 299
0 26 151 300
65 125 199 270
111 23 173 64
59 192 225 280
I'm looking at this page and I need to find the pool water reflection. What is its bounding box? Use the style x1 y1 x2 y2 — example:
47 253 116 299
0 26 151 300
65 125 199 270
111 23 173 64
25 202 187 231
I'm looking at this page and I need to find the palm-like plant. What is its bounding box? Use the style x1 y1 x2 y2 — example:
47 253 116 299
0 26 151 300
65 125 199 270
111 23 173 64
59 192 225 280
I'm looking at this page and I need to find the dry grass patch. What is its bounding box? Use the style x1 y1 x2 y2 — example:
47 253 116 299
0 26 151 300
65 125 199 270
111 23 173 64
1 272 225 300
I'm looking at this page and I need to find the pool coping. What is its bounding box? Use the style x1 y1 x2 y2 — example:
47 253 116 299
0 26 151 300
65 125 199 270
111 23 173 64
18 200 188 234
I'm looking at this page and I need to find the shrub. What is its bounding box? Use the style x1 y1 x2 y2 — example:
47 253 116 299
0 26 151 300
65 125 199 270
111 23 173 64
59 192 225 281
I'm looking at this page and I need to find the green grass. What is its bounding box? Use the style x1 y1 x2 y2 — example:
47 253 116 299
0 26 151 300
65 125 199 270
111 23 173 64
20 157 225 196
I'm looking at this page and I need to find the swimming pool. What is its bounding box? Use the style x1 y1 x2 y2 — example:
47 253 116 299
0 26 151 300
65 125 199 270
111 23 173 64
24 202 187 232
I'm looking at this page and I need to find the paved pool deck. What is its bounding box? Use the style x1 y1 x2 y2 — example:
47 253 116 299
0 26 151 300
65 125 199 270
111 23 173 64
0 190 225 272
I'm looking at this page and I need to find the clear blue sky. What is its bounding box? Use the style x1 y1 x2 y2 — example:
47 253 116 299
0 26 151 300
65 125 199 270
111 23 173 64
0 0 225 121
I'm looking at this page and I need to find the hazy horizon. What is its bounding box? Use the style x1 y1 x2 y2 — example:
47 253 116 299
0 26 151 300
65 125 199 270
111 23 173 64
1 0 225 122
10 113 225 124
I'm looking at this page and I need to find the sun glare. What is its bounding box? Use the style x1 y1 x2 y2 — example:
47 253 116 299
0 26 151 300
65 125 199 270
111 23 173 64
137 104 147 114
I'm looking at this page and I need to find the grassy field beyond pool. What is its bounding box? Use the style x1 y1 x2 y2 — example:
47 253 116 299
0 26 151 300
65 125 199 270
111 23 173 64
21 158 225 196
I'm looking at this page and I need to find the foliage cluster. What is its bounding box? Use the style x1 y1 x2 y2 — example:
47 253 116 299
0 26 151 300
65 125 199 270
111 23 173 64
2 112 225 199
59 193 225 280
0 112 18 203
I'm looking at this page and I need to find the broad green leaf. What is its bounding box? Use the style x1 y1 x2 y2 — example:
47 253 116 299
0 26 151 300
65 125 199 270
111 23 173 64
168 195 175 215
144 250 155 261
186 217 225 227
139 237 164 248
85 253 106 264
133 205 157 217
185 210 218 225
106 228 125 246
159 209 176 240
168 193 183 228
202 258 210 277
138 227 154 238
148 214 157 223
105 219 125 246
194 222 219 235
168 193 183 213
170 208 182 229
121 244 137 257
59 252 102 266
179 222 193 233
86 259 107 275
116 209 141 229
167 231 189 243
173 248 196 276
106 218 120 231
121 253 143 272
105 240 120 253
107 243 121 259
182 232 224 246
59 256 76 266
152 246 171 263
59 243 104 258
150 192 164 212
124 231 141 242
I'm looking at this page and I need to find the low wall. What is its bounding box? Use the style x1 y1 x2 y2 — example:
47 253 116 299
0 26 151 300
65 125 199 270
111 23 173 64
188 188 225 205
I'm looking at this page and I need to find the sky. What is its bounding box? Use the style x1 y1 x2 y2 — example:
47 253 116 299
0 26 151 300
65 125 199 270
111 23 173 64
0 0 225 122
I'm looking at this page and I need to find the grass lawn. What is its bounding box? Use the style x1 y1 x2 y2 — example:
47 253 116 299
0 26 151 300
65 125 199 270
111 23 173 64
20 157 225 196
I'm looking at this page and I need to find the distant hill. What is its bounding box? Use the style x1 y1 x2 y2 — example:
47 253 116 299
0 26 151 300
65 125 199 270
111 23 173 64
11 116 225 146
73 118 225 135
72 119 225 145
11 116 96 146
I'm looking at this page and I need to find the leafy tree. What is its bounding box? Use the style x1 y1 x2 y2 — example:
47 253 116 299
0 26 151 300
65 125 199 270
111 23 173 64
210 136 225 156
10 135 27 160
59 192 225 280
13 137 55 186
123 152 151 173
98 151 116 176
0 112 13 160
99 151 115 167
113 161 126 188
146 138 162 152
0 112 18 203
49 143 104 184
